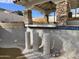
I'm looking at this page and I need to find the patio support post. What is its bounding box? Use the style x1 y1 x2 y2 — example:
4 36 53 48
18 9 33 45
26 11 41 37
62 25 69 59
25 9 33 24
45 14 49 23
75 8 77 18
54 11 56 23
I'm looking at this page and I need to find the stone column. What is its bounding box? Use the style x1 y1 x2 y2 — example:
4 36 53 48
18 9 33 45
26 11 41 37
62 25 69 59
43 33 50 56
56 0 70 25
24 9 33 24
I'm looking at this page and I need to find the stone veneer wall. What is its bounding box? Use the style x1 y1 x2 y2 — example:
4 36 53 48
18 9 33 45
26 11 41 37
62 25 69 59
56 0 70 25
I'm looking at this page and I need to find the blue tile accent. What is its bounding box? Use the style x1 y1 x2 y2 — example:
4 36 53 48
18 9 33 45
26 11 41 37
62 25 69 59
54 26 79 30
29 26 79 30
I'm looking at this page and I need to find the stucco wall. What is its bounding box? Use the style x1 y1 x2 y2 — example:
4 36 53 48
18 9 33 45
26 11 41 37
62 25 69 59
0 22 25 50
31 29 79 59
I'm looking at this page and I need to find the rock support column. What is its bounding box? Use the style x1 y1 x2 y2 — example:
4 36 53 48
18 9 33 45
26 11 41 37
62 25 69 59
56 0 70 25
43 33 50 56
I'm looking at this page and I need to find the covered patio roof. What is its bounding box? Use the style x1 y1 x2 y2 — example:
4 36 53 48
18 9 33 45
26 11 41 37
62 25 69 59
32 1 56 23
32 1 56 15
15 0 79 9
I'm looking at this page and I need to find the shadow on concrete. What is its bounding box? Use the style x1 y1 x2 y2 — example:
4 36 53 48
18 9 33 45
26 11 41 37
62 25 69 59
0 48 26 59
0 26 25 49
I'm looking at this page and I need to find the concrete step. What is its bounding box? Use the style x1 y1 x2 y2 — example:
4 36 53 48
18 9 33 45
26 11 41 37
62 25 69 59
25 52 44 59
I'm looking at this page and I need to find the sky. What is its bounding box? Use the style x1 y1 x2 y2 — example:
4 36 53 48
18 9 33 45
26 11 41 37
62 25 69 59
0 2 25 11
0 0 13 3
0 0 45 17
0 0 79 18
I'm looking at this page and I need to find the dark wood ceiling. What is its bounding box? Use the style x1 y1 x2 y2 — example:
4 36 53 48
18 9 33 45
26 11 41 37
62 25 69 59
33 1 56 15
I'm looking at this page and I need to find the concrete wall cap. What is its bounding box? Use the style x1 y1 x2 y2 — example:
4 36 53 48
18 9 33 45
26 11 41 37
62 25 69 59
0 22 25 28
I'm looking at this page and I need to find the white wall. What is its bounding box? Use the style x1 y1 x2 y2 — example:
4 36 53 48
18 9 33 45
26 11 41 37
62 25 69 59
31 29 79 59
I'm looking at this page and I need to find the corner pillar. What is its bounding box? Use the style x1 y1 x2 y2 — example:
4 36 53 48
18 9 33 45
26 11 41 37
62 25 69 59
56 0 71 24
